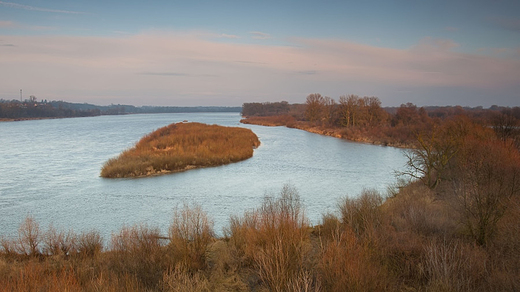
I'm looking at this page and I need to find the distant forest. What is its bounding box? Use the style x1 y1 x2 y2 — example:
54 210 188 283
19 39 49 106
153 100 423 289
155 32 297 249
0 99 241 120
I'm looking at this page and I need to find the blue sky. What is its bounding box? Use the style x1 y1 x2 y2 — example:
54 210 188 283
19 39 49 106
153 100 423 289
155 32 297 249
1 0 519 107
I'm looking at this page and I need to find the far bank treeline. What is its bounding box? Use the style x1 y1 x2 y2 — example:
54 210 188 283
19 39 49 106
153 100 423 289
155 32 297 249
241 94 520 148
0 99 241 120
100 122 260 178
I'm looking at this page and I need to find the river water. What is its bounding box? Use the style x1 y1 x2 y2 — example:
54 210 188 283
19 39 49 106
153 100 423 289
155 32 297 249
0 113 406 239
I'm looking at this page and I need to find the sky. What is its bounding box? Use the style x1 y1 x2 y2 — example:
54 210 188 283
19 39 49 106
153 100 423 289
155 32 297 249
1 0 519 107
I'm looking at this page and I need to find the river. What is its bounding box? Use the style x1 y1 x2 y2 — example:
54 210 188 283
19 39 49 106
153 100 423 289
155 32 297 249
0 113 406 239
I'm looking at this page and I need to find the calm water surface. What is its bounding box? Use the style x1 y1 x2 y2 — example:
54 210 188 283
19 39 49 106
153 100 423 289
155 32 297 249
0 113 406 239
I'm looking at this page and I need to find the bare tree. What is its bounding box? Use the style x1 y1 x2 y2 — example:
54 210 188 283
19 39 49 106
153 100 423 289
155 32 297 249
338 94 360 127
401 125 460 189
323 96 336 126
450 139 520 246
305 93 325 123
17 216 41 256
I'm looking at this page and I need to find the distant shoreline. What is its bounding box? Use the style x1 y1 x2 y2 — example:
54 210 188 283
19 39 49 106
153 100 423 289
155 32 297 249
0 100 242 121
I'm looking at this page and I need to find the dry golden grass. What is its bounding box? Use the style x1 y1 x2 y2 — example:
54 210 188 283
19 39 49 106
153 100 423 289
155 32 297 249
101 122 260 178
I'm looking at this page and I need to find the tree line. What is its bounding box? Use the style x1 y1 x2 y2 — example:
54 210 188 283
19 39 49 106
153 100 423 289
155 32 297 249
242 94 520 148
0 99 242 120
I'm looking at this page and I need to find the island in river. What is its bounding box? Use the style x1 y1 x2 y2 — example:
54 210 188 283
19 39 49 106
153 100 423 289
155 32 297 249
100 122 260 178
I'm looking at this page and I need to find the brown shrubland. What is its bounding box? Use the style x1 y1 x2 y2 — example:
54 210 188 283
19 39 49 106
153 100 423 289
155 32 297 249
1 180 519 291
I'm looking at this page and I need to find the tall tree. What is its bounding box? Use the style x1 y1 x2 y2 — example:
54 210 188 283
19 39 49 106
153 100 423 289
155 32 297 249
451 138 520 246
305 93 325 123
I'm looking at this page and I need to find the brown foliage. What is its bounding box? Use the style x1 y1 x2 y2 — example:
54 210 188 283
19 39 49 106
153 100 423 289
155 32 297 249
109 224 167 288
448 137 520 246
226 185 315 291
169 203 214 271
1 179 520 291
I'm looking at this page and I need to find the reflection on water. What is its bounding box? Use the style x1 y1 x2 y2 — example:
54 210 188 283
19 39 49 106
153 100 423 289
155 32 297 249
0 113 406 238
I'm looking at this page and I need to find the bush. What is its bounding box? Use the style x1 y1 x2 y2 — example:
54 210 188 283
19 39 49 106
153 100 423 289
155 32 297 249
42 225 76 256
339 189 383 238
16 216 41 256
109 224 167 289
421 240 486 292
227 185 315 291
169 203 214 271
77 230 103 258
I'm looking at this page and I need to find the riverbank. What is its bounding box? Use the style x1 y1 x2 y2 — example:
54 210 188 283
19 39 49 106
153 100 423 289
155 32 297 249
100 122 260 178
0 117 59 122
240 115 414 148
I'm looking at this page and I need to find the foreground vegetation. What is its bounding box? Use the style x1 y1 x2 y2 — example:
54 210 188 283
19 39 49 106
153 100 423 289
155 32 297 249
1 179 519 291
100 122 260 178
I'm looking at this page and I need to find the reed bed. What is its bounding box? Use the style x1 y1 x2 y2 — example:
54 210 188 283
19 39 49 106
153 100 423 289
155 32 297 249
100 122 260 178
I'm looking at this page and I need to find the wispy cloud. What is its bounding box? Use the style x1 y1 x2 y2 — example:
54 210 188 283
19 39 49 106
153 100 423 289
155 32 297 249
220 33 239 39
250 31 271 40
0 20 15 28
0 1 84 14
0 20 56 31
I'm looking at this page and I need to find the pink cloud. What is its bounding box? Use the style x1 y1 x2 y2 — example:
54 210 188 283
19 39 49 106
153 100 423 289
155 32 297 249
0 20 15 28
220 33 240 39
249 31 271 40
0 32 518 105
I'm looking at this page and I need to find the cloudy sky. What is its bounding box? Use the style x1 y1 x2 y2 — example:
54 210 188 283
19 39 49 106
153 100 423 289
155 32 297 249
1 0 519 107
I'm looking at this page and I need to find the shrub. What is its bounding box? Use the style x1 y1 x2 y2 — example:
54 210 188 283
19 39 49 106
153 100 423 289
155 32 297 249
162 264 210 292
109 224 167 289
227 185 314 291
339 189 383 238
317 225 396 291
42 225 76 256
169 203 214 271
16 216 41 256
421 239 486 292
77 230 103 258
